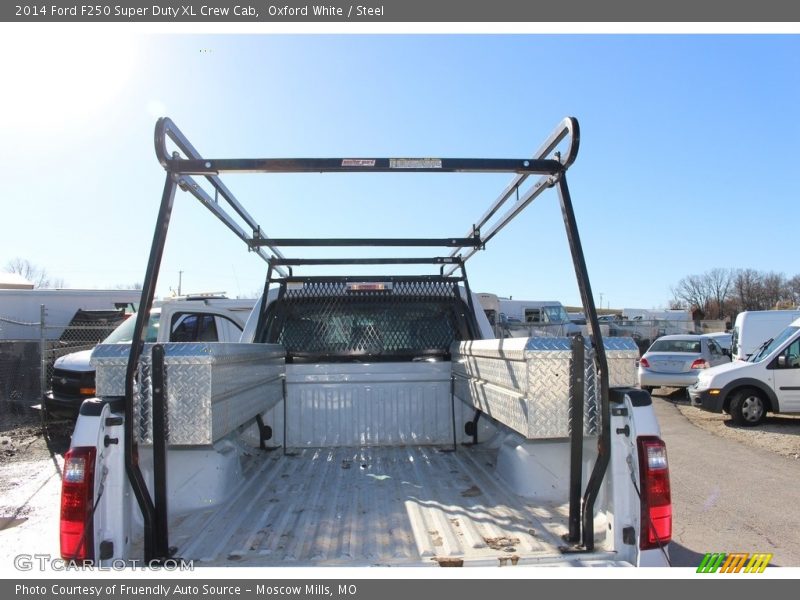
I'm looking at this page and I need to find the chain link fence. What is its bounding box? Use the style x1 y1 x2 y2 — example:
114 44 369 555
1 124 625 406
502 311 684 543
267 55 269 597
0 308 127 419
496 318 728 355
605 318 727 354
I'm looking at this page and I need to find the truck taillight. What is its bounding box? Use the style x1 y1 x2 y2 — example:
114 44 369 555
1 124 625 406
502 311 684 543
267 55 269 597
637 436 671 551
690 359 710 369
60 447 96 560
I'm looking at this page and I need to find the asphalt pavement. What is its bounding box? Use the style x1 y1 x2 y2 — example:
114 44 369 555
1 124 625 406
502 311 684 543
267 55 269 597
654 397 800 568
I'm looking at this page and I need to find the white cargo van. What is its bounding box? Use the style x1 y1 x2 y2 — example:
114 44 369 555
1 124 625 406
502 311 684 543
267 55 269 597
690 317 800 426
730 309 800 361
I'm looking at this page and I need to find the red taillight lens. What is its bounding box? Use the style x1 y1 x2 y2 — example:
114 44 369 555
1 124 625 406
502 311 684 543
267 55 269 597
639 357 650 368
60 447 96 560
690 359 710 370
637 436 671 551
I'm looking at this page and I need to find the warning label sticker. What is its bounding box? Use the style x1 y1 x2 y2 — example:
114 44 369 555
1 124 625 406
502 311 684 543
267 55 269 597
390 158 443 169
342 159 376 167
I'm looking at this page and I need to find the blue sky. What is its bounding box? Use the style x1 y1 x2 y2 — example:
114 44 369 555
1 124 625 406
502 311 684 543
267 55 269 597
1 33 798 309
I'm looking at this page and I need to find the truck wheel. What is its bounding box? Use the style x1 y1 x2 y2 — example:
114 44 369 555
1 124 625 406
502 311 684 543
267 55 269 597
729 389 767 426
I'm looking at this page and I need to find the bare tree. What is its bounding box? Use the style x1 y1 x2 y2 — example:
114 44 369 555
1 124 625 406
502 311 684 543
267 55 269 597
4 257 65 288
761 272 787 309
668 299 687 310
671 268 736 319
115 282 143 290
706 268 733 319
733 268 758 310
671 274 711 314
671 268 799 317
787 274 800 306
731 270 788 310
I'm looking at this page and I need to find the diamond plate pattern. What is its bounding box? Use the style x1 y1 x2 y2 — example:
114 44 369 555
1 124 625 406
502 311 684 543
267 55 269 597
451 336 640 439
454 375 530 436
582 357 598 435
451 355 529 394
523 337 575 352
93 343 285 445
92 343 133 397
527 353 571 437
451 337 530 361
601 337 641 351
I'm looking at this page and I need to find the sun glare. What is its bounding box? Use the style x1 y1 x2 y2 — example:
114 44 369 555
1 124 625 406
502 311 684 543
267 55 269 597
0 29 138 131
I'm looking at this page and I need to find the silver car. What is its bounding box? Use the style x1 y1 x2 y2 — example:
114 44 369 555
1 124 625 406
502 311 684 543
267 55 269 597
638 334 731 393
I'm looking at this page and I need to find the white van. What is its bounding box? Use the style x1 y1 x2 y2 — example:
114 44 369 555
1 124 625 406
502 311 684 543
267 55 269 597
689 316 800 426
730 309 800 361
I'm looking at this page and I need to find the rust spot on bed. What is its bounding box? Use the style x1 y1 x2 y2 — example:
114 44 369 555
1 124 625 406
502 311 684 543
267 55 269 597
484 536 519 551
434 557 464 567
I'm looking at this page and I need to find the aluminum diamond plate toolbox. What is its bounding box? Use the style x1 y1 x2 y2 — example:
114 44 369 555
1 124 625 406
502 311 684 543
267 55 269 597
451 337 639 439
92 343 285 445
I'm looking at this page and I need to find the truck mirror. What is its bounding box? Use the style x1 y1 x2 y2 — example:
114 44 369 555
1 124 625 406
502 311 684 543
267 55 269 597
777 355 787 368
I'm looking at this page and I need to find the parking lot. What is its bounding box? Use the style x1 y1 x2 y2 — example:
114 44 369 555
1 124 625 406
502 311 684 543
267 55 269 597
650 386 800 459
653 390 800 566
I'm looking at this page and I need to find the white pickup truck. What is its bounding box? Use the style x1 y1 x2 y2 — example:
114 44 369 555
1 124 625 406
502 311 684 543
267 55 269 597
45 296 254 417
59 117 671 568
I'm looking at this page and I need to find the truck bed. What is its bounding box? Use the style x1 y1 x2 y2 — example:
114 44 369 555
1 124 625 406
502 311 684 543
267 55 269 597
167 444 615 567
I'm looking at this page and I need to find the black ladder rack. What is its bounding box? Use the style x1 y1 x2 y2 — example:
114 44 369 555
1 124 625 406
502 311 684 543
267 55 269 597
124 115 610 562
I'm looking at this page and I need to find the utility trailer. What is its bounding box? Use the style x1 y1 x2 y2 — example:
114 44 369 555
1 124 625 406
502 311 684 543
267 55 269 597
61 117 672 568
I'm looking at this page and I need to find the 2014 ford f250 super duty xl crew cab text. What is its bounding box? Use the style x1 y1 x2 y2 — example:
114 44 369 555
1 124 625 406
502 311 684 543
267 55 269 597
59 117 671 568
